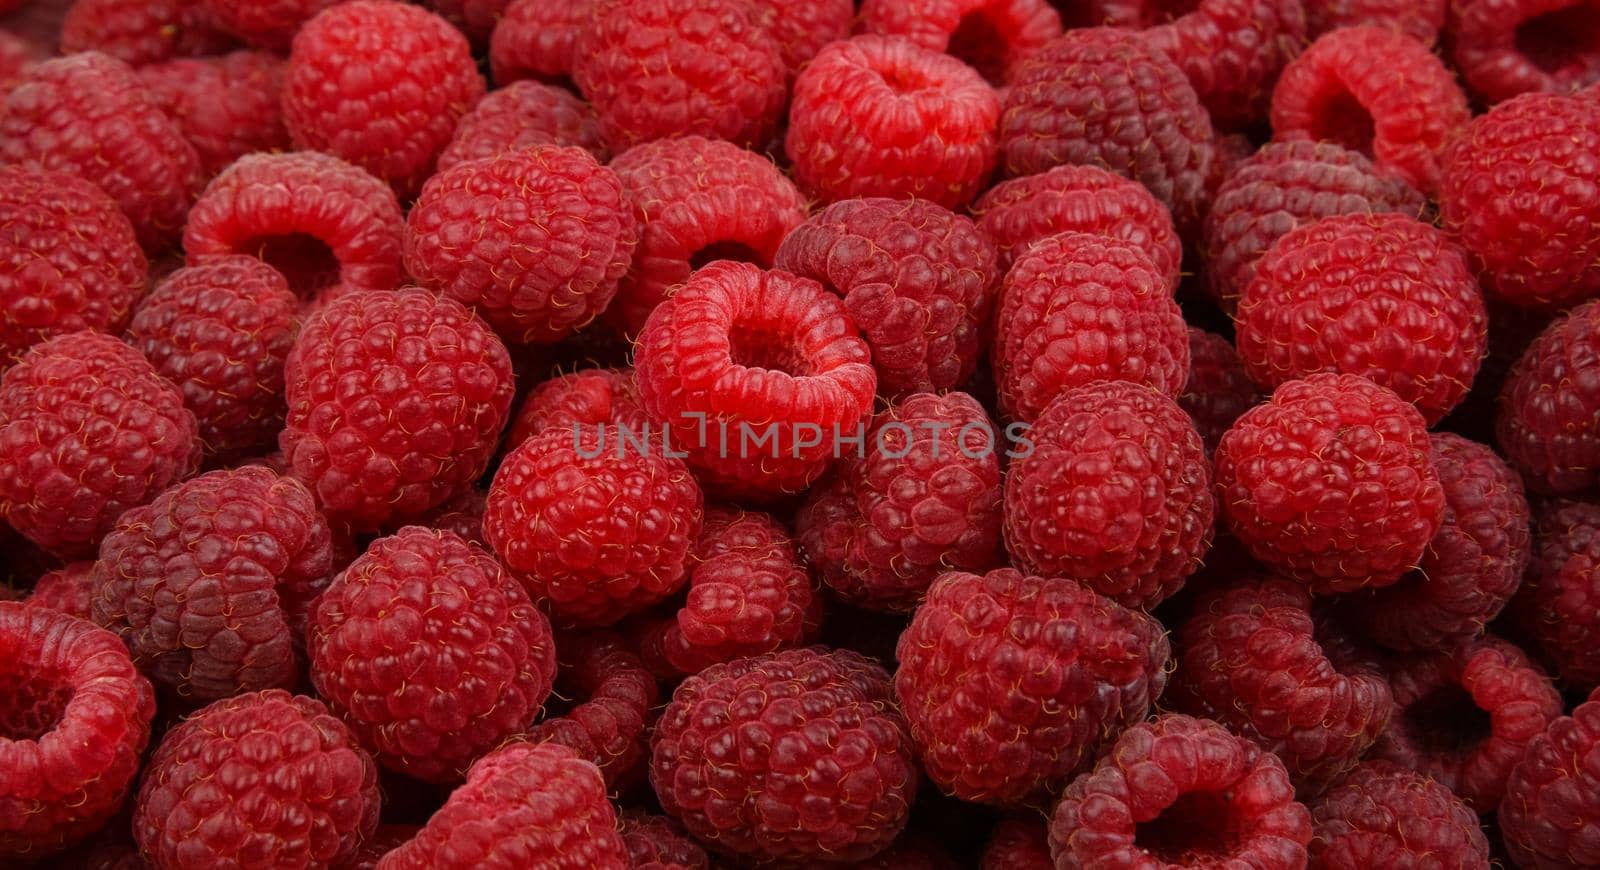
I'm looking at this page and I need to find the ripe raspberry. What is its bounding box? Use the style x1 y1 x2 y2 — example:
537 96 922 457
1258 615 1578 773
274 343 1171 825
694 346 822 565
992 232 1189 424
858 0 1063 84
60 0 235 66
773 198 1001 396
895 569 1170 805
0 604 155 860
526 631 658 785
751 0 854 74
1499 688 1600 869
608 136 808 336
1450 0 1600 102
137 51 288 177
1270 26 1470 193
1181 328 1263 454
1496 299 1600 493
0 332 199 558
426 0 510 44
633 261 878 499
405 145 639 345
375 742 628 870
1371 635 1564 812
0 52 203 251
1216 373 1445 594
488 0 589 86
0 165 147 368
134 690 380 870
345 825 418 870
1049 714 1313 868
619 811 710 870
437 81 607 173
1513 499 1600 690
0 30 38 85
201 0 337 51
981 818 1052 870
574 0 786 151
420 486 488 547
281 288 515 533
22 561 95 620
506 368 648 451
1305 0 1444 42
651 648 918 864
184 151 405 299
485 428 703 626
1312 762 1488 867
283 1 486 198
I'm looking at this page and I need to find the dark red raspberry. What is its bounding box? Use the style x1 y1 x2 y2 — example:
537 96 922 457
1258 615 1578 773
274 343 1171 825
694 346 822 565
438 81 607 172
1216 373 1445 594
281 288 515 533
134 690 380 870
981 818 1052 870
895 569 1170 805
201 0 337 51
1049 714 1313 868
607 136 808 337
751 0 854 74
1312 761 1489 868
1499 688 1600 869
419 487 488 547
23 561 95 619
1450 0 1600 102
344 824 418 870
858 0 1062 84
284 0 485 198
0 165 147 368
0 52 203 251
1181 328 1263 454
184 151 405 299
1496 299 1600 493
1305 0 1444 42
426 0 510 44
998 27 1217 235
633 261 878 499
773 198 1000 396
526 631 658 786
1513 499 1600 690
0 332 199 558
651 648 918 864
992 232 1189 424
0 603 155 860
124 257 300 464
488 0 589 86
619 811 710 870
60 0 235 66
136 51 288 177
506 367 649 450
0 30 39 85
1270 26 1470 193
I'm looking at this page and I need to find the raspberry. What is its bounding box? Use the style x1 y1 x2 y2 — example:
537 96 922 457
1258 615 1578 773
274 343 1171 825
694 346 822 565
785 36 999 210
999 27 1217 234
751 0 854 74
1049 714 1313 868
420 487 488 547
773 198 1001 396
992 232 1190 424
526 631 658 785
1371 635 1564 812
1215 373 1445 594
485 428 704 627
22 561 95 620
0 332 199 558
134 690 381 870
405 145 639 345
488 0 589 86
1499 688 1600 869
0 165 147 368
506 368 649 452
184 151 405 299
426 0 510 44
281 288 516 533
60 0 235 66
1440 93 1600 309
1305 0 1444 42
375 742 628 870
1270 26 1470 193
633 261 878 499
619 811 710 870
981 818 1052 870
437 81 607 173
283 1 486 198
1513 499 1600 690
0 604 155 860
136 51 288 177
856 834 960 870
608 136 808 336
858 0 1063 84
1311 761 1489 868
1450 0 1600 102
574 0 786 151
1181 328 1263 454
895 569 1170 805
0 30 38 85
1496 299 1600 493
0 52 203 251
345 825 418 870
651 648 918 864
201 0 337 51
124 257 300 464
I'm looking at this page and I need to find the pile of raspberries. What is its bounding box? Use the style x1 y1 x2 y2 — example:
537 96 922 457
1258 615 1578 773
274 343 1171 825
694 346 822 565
6 0 1600 866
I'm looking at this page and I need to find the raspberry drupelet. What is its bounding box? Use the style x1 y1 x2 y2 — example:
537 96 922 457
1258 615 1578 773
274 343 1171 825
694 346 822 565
1180 328 1264 454
60 0 236 66
437 81 608 172
1499 688 1600 869
857 0 1063 84
1450 0 1600 102
136 51 288 178
1496 299 1600 494
1309 761 1490 868
526 631 659 785
1513 499 1600 691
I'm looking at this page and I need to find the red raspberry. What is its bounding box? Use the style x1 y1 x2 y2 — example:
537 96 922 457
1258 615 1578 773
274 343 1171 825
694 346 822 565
284 1 486 198
527 631 658 785
1049 714 1313 868
1440 93 1600 309
1181 328 1263 454
651 648 918 864
608 136 808 337
281 288 515 533
1270 26 1470 193
426 0 510 44
992 232 1189 424
0 52 203 251
184 151 405 299
773 198 1001 396
201 0 338 51
0 165 147 368
1513 499 1600 690
1499 688 1600 869
438 81 607 173
0 604 155 860
124 257 300 464
999 27 1217 235
60 0 235 66
0 30 39 85
0 332 199 558
488 0 589 86
1311 761 1489 868
895 569 1170 805
419 486 488 547
134 690 381 870
619 811 710 870
1450 0 1600 102
574 0 786 151
751 0 854 74
981 818 1052 870
375 742 628 870
506 367 648 451
345 825 418 870
858 0 1063 84
1215 373 1445 594
137 51 288 178
1305 0 1444 42
1496 299 1600 493
485 428 704 627
633 261 878 499
22 561 95 619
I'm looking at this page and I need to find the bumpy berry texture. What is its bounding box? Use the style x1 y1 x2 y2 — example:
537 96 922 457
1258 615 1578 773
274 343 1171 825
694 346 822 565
280 288 515 533
438 81 607 172
1181 328 1263 454
60 0 235 66
1514 499 1600 690
1216 373 1445 594
1310 761 1488 868
1049 715 1313 868
202 0 338 50
750 0 854 74
858 0 1062 84
0 332 199 558
619 811 710 870
1496 299 1600 494
426 0 511 43
23 561 95 619
1450 0 1600 102
526 631 658 785
774 198 1000 396
895 569 1170 805
981 818 1052 870
134 690 380 870
488 0 589 86
1305 0 1444 42
0 603 155 860
651 648 918 864
137 51 288 177
1499 688 1600 869
506 367 649 450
